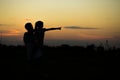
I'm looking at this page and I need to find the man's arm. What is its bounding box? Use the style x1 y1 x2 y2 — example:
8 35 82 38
45 27 61 31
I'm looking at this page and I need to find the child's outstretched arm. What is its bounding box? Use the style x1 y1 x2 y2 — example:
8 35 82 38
45 27 61 31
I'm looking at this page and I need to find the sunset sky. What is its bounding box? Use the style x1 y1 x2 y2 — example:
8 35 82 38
0 0 120 47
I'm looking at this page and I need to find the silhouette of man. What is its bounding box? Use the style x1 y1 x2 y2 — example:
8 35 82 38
23 22 34 63
33 20 61 62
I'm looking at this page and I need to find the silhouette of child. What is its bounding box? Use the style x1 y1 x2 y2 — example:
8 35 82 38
23 22 34 63
33 20 61 61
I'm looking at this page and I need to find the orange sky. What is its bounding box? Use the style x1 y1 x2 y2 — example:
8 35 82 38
0 0 120 47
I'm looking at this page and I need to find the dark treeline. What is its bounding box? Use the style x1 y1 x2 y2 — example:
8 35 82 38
0 43 120 57
0 43 120 79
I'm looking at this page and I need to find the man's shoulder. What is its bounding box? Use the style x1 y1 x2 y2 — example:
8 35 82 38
24 32 28 35
43 28 47 31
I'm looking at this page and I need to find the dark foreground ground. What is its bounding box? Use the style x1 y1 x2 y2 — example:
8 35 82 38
0 44 120 80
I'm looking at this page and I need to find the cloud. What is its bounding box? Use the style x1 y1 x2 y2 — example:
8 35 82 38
0 29 22 36
64 26 98 30
0 24 8 26
0 30 8 33
0 24 13 27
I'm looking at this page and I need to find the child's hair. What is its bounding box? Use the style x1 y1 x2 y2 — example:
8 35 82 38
35 21 44 30
25 23 33 31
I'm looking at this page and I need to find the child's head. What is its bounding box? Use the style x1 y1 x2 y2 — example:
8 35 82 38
35 21 43 30
25 22 33 32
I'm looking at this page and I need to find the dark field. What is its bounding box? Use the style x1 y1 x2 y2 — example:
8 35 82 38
0 44 120 80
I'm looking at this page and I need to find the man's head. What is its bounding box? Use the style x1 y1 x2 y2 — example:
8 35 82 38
25 22 33 31
35 21 44 29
